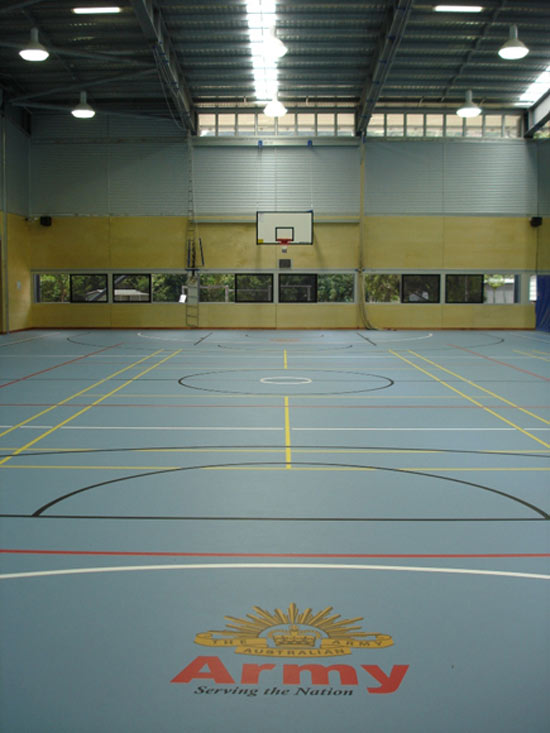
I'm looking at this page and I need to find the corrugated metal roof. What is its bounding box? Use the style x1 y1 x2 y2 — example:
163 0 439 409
1 0 549 133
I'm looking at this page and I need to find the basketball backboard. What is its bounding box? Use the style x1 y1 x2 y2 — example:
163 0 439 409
256 211 313 245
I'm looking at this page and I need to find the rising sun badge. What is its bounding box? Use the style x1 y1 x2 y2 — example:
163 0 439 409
194 603 393 658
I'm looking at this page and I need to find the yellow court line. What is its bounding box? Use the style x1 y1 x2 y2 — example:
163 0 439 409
534 349 550 356
0 350 164 442
514 349 550 363
408 350 550 427
283 349 288 370
284 396 292 468
0 350 182 466
389 350 550 450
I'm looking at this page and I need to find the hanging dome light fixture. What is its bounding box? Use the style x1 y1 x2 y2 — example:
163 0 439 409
71 91 96 119
498 25 529 60
456 89 482 118
19 27 49 62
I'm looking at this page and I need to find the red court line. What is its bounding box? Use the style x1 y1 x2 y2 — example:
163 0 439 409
451 344 550 381
1 550 549 558
0 344 122 390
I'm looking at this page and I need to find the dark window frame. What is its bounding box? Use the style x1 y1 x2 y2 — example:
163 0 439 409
401 274 440 304
279 273 318 303
70 273 108 303
445 274 484 304
235 273 274 303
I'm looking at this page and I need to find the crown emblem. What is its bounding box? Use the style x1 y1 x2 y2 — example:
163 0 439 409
195 603 393 658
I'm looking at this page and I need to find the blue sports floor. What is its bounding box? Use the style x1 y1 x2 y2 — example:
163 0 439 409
1 329 549 732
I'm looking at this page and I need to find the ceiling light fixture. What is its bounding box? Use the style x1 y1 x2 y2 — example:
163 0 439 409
71 91 96 119
72 6 121 13
19 27 49 62
434 5 484 12
456 89 482 118
264 96 287 117
498 25 529 60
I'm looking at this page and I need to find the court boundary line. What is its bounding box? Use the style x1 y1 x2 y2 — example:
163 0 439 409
2 562 549 581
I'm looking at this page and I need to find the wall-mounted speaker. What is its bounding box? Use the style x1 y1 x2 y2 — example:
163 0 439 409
279 259 291 268
530 216 542 228
40 216 52 227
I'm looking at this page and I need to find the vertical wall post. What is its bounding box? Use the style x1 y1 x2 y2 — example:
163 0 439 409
1 113 9 334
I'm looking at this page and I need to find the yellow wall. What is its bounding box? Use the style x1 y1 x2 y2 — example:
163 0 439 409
1 213 32 332
22 213 539 331
364 216 537 271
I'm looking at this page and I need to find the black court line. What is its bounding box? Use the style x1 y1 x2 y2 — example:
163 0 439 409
356 332 378 346
1 445 549 460
1 514 544 522
177 369 394 395
193 332 213 346
17 461 549 520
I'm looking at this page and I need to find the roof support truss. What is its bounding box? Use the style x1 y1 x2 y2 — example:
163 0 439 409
525 91 550 138
356 0 414 136
131 0 196 133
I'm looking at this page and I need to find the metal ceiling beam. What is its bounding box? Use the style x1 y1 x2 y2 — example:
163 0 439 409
131 0 196 133
10 69 158 104
524 90 550 137
356 0 414 135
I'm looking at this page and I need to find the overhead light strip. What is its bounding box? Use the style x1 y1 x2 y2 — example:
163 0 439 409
72 7 121 14
246 0 287 115
518 65 550 106
433 5 484 12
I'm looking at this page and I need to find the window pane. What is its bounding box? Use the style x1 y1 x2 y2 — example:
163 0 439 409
529 274 537 302
367 114 385 137
386 113 403 137
237 113 256 135
297 113 315 135
504 115 521 138
113 274 151 302
484 115 502 138
198 114 216 137
465 116 483 137
70 274 108 302
406 114 424 137
445 114 464 137
218 113 236 136
277 113 296 136
426 114 443 137
317 274 354 302
199 274 235 302
235 274 273 302
337 112 355 136
364 273 400 303
257 114 275 135
445 274 483 303
317 113 335 136
279 274 317 302
36 273 70 303
152 273 189 302
483 274 517 304
402 274 440 303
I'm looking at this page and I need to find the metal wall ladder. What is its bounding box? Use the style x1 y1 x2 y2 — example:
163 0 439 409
185 134 204 329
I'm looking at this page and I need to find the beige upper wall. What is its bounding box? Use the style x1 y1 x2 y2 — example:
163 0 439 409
364 216 538 271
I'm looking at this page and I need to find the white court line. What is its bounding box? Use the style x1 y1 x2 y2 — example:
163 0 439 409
1 563 548 581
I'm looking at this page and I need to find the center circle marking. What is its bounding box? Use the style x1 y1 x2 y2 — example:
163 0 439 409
260 376 312 385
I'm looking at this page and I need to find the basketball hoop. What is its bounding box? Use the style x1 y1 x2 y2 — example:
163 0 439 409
277 238 292 253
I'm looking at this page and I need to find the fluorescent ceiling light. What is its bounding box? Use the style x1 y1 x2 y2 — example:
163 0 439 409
434 5 484 12
246 0 286 105
19 27 49 62
71 91 95 119
72 6 121 14
456 89 482 118
519 66 550 105
498 25 529 60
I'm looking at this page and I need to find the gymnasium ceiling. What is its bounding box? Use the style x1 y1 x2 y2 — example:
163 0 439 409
1 0 549 134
